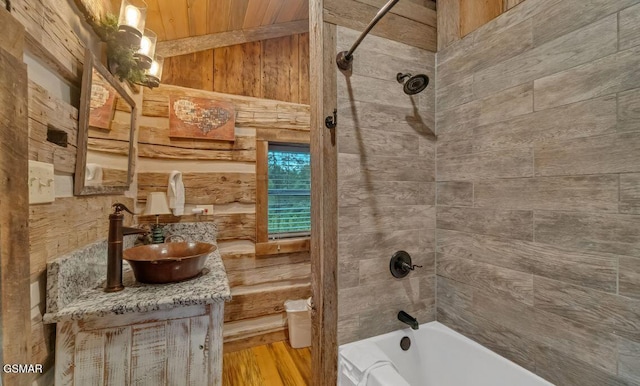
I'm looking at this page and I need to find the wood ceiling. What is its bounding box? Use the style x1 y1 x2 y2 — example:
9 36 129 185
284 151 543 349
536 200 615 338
104 0 439 56
113 0 310 42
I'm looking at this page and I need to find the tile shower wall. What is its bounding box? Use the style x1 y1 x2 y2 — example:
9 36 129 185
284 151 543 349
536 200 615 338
436 0 640 384
336 26 436 344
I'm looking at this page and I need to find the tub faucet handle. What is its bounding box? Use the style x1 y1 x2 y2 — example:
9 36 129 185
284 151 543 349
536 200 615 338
401 261 423 271
390 251 421 278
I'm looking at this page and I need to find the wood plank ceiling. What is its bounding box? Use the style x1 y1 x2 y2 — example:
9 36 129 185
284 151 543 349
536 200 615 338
112 0 310 41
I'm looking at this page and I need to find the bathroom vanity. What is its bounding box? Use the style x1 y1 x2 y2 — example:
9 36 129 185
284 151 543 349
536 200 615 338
43 224 230 386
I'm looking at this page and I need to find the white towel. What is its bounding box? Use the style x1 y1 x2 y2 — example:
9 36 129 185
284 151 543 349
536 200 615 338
167 170 185 216
85 163 103 185
339 343 399 386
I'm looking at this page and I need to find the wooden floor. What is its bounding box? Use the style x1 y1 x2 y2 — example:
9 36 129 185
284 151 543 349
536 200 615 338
223 341 311 385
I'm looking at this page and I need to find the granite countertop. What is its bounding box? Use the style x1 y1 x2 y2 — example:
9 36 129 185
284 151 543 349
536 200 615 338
43 222 231 324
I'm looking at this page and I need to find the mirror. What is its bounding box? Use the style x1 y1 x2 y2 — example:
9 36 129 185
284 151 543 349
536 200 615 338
75 49 137 195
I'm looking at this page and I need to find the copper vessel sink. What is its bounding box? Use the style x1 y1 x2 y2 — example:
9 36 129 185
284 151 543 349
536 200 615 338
123 242 216 284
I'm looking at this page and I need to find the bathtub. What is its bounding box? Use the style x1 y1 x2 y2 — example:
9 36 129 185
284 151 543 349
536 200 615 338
339 321 553 386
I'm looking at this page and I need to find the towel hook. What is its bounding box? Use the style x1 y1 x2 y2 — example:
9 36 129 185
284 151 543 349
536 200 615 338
325 108 337 129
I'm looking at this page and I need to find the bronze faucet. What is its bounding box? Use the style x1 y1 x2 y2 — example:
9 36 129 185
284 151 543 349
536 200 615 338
106 203 148 292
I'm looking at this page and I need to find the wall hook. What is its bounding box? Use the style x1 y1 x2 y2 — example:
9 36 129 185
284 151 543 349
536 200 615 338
325 108 337 129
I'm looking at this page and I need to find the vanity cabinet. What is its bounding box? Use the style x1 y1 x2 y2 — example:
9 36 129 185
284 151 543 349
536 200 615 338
55 303 223 386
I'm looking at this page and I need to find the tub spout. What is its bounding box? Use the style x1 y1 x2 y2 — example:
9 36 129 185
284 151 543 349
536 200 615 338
398 311 419 330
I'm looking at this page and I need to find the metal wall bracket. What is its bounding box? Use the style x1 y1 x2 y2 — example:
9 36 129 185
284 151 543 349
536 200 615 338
325 108 337 129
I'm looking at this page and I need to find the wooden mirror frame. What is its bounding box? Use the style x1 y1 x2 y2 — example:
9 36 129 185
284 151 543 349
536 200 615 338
74 48 137 196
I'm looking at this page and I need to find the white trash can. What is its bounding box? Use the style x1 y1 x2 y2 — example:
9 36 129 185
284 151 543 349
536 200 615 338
284 297 312 348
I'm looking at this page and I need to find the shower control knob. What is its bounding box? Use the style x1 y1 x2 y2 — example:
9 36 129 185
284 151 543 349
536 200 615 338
390 250 420 278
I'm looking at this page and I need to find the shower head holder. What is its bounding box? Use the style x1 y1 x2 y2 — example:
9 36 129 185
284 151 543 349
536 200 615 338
397 73 412 83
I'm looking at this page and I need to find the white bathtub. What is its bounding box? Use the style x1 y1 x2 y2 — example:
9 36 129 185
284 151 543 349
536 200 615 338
339 321 553 386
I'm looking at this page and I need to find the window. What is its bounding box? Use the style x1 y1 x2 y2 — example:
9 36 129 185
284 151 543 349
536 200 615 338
267 143 311 238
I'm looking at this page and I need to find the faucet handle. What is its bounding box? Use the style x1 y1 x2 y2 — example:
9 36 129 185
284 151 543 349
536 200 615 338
112 203 135 215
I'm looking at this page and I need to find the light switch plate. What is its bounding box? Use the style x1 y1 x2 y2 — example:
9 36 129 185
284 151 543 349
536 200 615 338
29 160 55 204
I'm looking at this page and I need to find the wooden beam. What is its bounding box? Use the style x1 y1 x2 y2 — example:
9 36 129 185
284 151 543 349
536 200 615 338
157 19 309 57
324 0 437 52
310 0 339 383
0 12 31 383
73 0 113 24
0 8 24 59
255 238 310 256
437 0 460 50
256 140 269 243
460 0 503 37
354 0 437 28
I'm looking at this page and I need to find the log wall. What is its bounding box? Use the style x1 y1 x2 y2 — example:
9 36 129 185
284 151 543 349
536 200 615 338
136 84 311 351
5 0 132 383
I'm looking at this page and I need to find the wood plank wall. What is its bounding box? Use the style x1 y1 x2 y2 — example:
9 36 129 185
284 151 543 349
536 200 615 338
436 0 640 384
331 24 437 343
162 33 310 105
28 71 135 382
438 0 527 50
5 0 130 383
136 84 312 351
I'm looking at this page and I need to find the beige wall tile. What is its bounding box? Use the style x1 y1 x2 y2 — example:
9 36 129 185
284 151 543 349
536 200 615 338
534 132 640 176
534 46 640 110
472 95 617 154
474 15 617 99
620 257 640 300
474 175 619 212
534 211 640 257
437 229 618 293
618 88 640 133
619 2 640 51
438 148 534 181
531 0 639 46
436 181 474 207
437 206 533 240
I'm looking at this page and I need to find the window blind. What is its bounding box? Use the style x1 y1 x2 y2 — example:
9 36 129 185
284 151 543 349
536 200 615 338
268 144 311 237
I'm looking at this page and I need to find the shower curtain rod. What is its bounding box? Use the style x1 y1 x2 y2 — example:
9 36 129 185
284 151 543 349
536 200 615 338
336 0 401 71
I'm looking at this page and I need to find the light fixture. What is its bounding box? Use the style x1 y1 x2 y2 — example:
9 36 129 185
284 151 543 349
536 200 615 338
144 192 171 244
117 0 147 46
143 55 164 88
134 29 157 70
106 0 163 88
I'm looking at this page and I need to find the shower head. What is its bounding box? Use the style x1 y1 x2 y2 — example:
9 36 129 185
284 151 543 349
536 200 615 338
397 73 429 95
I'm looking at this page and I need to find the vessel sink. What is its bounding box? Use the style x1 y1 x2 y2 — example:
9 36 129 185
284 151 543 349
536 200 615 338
123 242 216 284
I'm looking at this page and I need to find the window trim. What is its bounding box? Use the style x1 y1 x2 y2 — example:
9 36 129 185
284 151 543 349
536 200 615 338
255 140 311 255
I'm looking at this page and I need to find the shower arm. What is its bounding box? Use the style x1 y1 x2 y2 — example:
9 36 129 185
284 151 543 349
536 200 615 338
336 0 401 71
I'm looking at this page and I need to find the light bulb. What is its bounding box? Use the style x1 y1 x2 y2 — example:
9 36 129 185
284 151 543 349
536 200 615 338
125 5 141 27
148 61 159 76
139 36 151 55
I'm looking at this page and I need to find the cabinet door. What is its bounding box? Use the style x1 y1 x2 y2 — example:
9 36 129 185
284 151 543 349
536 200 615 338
165 315 210 385
67 309 214 386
